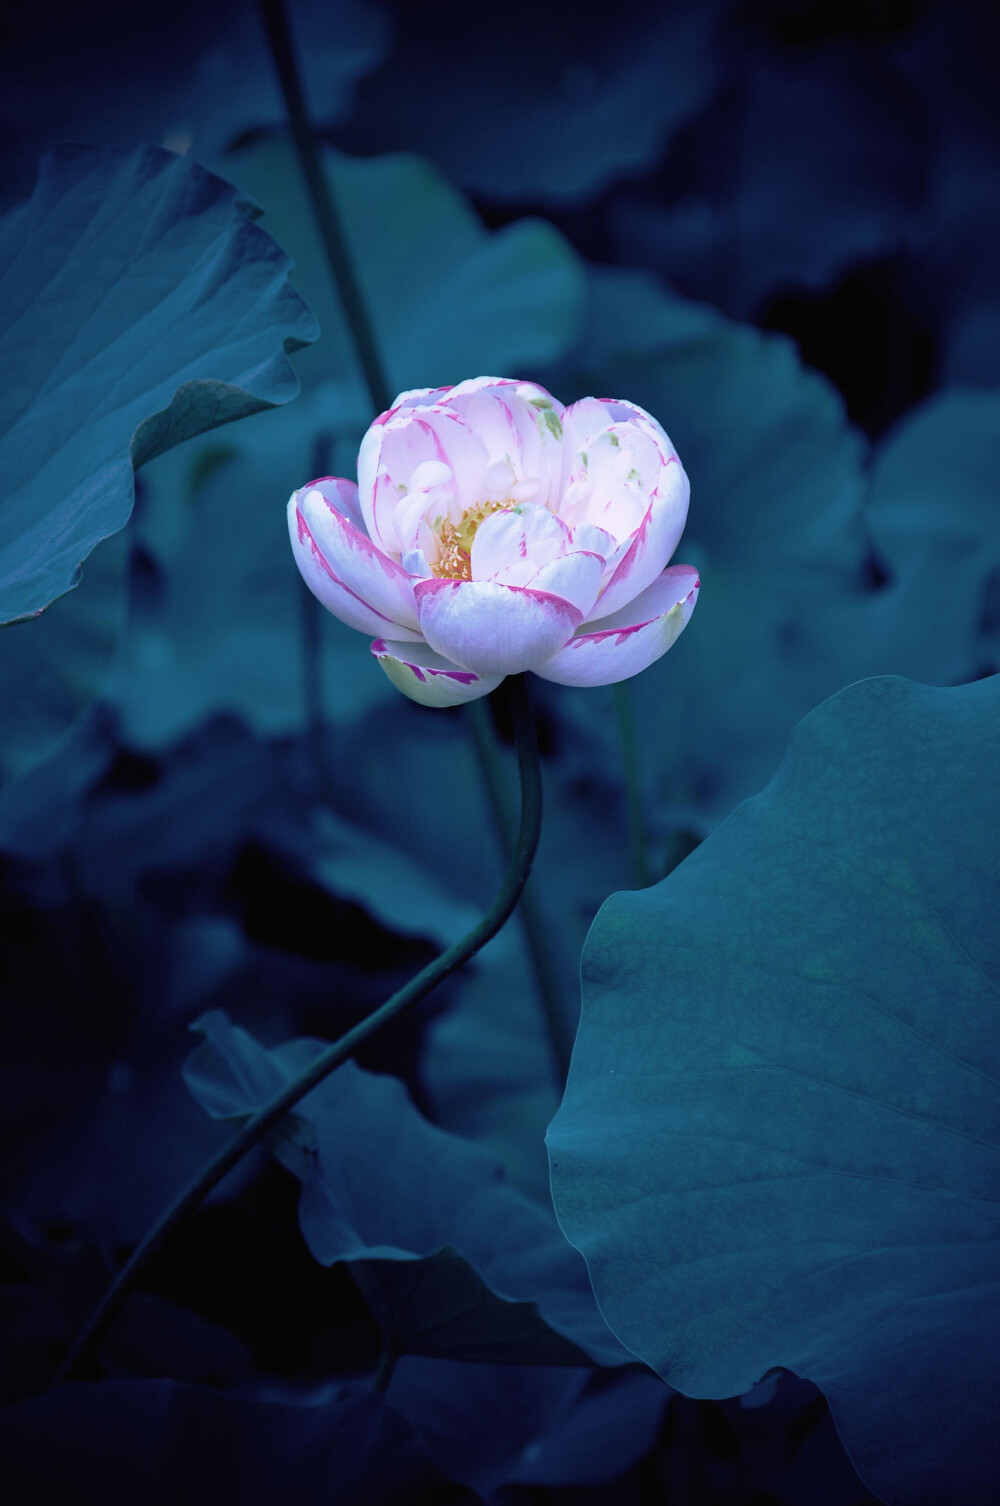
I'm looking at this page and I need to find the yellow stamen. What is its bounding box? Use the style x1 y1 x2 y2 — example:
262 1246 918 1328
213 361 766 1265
431 500 518 580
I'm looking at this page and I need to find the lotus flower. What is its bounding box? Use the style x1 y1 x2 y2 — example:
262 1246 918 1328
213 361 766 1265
288 377 699 707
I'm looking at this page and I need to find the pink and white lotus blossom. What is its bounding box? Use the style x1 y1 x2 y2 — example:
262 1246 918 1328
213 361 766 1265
288 377 699 707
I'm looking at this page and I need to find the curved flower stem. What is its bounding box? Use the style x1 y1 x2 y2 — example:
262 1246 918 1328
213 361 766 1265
613 680 651 889
258 0 393 416
466 699 573 1086
52 677 542 1385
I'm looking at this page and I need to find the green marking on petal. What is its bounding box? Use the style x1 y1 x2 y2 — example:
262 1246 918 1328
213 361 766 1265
529 397 564 442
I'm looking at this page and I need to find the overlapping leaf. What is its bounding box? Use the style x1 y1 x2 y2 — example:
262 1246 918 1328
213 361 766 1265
184 1010 629 1368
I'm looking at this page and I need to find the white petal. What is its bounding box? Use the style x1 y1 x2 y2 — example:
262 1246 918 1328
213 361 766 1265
415 578 582 675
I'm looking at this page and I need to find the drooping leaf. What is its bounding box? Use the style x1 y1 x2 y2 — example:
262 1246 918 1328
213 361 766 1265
0 143 316 626
549 674 1000 1506
0 144 316 779
184 1010 630 1368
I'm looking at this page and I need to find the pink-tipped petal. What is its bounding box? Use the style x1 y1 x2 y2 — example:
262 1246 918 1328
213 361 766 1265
296 483 420 632
414 577 582 676
371 638 502 708
288 500 422 641
534 565 700 687
585 456 691 622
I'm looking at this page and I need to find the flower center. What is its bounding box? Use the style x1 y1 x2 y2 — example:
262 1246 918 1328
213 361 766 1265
431 500 515 581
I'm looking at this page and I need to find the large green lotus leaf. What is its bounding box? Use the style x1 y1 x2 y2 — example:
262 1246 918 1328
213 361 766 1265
548 674 1000 1506
547 265 870 831
222 140 585 398
184 1010 630 1368
0 143 316 627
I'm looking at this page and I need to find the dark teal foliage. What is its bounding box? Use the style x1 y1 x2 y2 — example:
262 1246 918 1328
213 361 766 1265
1 1 998 1501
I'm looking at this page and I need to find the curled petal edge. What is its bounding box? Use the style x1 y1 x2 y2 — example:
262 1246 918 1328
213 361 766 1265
534 565 700 688
372 638 502 708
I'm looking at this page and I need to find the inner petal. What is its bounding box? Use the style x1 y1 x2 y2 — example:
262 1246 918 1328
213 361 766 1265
428 499 517 581
470 503 571 585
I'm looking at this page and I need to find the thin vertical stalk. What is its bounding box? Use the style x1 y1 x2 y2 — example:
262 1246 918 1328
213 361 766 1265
53 678 542 1385
258 0 393 417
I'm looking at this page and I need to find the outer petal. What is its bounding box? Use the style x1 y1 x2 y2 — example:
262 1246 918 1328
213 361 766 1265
414 577 582 676
586 456 690 622
371 638 502 708
288 500 422 641
534 565 699 687
294 482 420 632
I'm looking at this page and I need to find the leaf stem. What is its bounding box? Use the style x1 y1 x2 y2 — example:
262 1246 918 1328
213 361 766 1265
613 680 651 888
52 676 542 1384
258 0 393 416
466 698 573 1086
